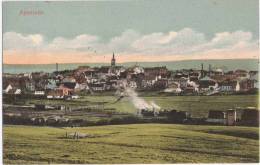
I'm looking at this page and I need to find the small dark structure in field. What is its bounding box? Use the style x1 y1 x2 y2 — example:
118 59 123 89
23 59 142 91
206 110 237 126
206 110 226 125
141 109 189 123
226 110 236 126
241 108 259 126
140 109 155 117
164 110 188 123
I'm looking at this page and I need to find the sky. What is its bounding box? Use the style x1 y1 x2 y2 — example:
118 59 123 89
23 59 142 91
3 0 259 64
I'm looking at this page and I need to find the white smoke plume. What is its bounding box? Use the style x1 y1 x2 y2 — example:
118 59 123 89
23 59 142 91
125 87 161 111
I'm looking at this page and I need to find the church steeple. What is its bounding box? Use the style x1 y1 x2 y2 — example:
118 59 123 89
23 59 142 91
111 52 116 67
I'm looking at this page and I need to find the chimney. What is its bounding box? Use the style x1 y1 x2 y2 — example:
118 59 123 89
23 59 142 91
200 63 204 78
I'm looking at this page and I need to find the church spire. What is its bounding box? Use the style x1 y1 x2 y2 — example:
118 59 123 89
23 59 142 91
111 52 116 67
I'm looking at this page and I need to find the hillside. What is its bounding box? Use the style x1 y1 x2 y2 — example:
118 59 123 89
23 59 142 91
4 124 259 164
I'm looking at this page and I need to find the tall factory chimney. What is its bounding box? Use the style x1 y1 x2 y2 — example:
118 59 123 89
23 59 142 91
201 63 204 78
208 64 211 76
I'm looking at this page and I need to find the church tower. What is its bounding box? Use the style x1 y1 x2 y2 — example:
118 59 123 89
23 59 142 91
111 52 116 67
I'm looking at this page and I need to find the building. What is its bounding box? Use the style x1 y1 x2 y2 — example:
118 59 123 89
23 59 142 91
34 91 45 96
206 110 226 124
241 108 259 126
110 52 116 73
47 89 64 99
198 76 218 92
206 110 237 125
144 66 169 78
239 79 255 91
89 83 105 92
3 84 13 94
234 69 249 78
111 52 116 67
226 110 236 126
218 81 237 92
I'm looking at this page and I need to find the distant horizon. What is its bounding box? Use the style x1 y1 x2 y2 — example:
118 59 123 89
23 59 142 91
3 57 258 65
3 58 259 74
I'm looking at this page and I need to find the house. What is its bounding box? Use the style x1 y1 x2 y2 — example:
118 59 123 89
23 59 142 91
71 95 80 99
25 81 35 91
153 79 168 90
164 82 182 93
234 69 249 78
172 77 188 88
3 84 22 95
249 71 258 79
74 73 87 84
34 90 45 95
174 72 189 79
59 82 76 90
47 85 73 99
239 79 255 91
62 76 76 83
132 65 145 74
198 76 218 92
3 84 13 94
218 81 237 92
46 79 57 90
74 66 92 75
211 69 224 76
182 85 197 95
74 83 89 92
99 66 110 74
141 74 157 89
249 71 258 89
89 83 105 92
144 66 169 77
104 81 117 91
128 81 137 89
189 76 199 83
47 89 64 99
14 89 22 95
58 84 74 96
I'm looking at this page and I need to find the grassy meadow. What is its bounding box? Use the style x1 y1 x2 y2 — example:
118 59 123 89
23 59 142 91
3 124 259 164
27 95 259 117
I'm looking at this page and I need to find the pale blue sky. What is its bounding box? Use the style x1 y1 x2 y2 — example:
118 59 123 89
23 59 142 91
3 0 259 64
3 0 259 41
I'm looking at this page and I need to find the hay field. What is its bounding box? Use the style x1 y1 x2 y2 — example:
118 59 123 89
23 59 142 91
3 124 259 164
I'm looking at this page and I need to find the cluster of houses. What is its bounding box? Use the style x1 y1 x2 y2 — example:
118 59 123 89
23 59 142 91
3 54 259 98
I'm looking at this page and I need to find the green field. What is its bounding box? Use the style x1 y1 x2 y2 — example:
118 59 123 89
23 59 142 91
27 95 258 117
3 124 259 163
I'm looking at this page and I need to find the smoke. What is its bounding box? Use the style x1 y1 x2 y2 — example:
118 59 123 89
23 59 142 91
150 101 161 109
115 79 161 113
125 87 161 111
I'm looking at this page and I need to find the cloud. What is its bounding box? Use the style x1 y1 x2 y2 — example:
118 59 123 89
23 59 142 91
49 34 99 51
131 28 207 54
3 32 44 50
3 28 258 62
